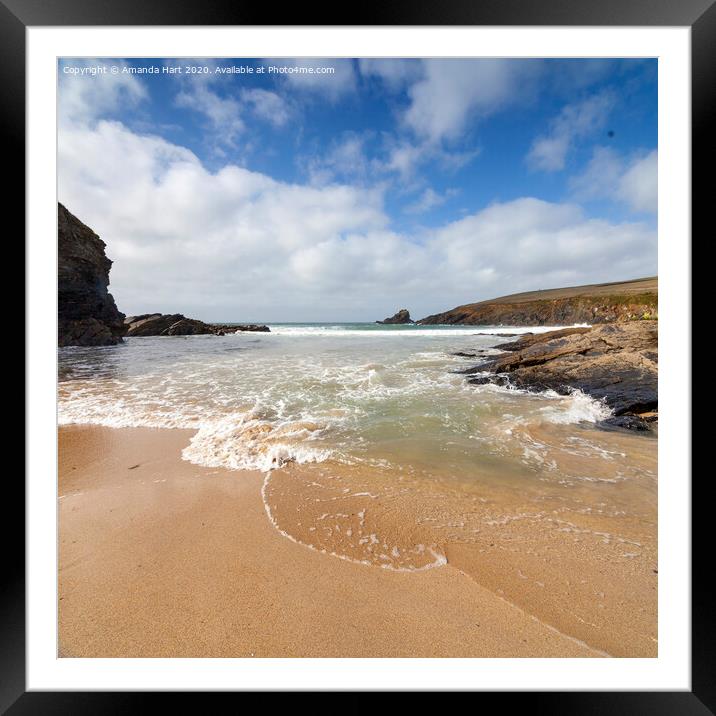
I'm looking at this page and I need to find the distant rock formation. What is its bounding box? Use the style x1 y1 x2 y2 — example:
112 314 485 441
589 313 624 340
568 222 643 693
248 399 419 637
58 204 127 347
460 322 658 430
418 278 657 326
377 309 414 325
124 314 270 336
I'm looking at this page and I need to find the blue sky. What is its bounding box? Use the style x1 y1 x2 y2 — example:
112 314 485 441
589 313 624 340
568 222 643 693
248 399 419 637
58 58 657 321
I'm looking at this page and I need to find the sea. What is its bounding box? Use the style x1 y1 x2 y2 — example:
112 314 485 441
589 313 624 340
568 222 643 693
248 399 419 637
58 322 657 572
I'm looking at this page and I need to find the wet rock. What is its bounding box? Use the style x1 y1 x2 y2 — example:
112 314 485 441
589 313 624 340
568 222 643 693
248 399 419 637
493 327 591 352
125 314 270 336
467 374 510 387
600 415 652 432
212 324 270 334
125 314 197 336
470 322 658 426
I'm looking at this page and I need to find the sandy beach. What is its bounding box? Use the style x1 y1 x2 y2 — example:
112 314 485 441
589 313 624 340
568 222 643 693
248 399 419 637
51 55 665 670
59 424 656 658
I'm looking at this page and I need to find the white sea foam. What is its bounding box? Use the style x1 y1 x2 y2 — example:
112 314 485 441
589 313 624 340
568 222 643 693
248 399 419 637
260 472 448 572
181 412 334 472
539 390 612 425
59 324 616 478
265 324 585 337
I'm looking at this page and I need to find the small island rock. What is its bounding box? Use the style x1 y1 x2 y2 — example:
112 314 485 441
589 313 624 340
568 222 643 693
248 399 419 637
376 309 414 325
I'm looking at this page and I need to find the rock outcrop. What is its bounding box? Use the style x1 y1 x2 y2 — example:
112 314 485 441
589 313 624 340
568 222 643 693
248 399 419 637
418 277 657 326
58 204 127 347
212 323 270 334
461 322 658 429
377 309 414 325
125 314 269 337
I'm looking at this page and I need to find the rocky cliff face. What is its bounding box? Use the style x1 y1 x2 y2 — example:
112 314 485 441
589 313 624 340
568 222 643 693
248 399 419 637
58 204 127 347
377 309 414 324
418 278 657 326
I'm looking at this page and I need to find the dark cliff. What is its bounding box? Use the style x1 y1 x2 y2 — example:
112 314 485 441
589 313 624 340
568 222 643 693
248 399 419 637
58 204 127 347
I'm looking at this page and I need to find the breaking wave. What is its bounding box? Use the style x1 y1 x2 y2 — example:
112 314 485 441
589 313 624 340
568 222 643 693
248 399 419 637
58 325 615 476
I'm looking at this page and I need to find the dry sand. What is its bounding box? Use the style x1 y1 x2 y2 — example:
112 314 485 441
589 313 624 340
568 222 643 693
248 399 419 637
59 425 654 658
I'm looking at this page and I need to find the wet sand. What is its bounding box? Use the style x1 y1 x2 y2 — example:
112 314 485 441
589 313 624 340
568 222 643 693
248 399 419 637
58 424 655 657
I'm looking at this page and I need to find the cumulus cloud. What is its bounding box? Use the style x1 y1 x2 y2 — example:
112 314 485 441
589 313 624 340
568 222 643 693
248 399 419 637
59 114 656 321
570 147 657 214
428 198 654 292
527 91 615 172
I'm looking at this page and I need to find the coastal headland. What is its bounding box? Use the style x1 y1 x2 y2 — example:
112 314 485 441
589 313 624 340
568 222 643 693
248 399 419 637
418 277 657 326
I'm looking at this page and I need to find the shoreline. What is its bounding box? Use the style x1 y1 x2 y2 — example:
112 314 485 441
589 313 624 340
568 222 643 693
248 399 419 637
59 423 656 658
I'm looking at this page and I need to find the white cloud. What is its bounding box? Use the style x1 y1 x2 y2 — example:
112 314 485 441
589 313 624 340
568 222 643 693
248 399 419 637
405 187 458 214
59 60 147 125
173 65 292 143
59 116 656 321
619 151 658 214
241 88 291 127
364 60 530 185
403 60 536 144
429 198 653 286
379 139 427 179
175 72 244 145
527 91 615 172
305 133 373 185
570 147 657 214
375 136 480 183
307 60 522 187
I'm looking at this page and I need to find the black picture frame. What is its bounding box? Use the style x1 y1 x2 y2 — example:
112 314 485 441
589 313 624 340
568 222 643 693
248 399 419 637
7 0 706 710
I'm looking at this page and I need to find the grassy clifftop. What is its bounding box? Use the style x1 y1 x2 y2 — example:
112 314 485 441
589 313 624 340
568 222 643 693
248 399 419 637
418 277 657 326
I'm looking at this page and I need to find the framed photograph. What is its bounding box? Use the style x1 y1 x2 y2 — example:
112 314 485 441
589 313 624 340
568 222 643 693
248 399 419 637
10 0 706 709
